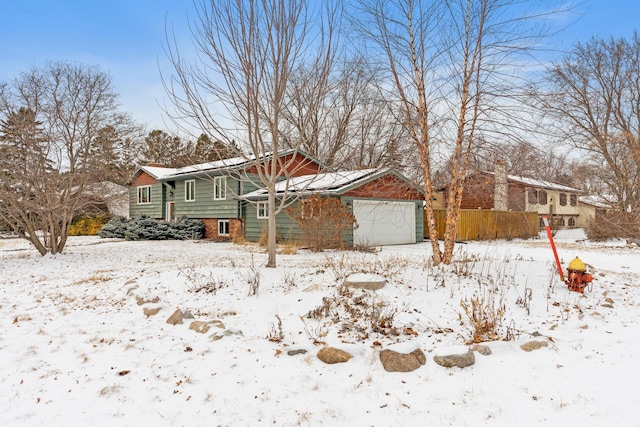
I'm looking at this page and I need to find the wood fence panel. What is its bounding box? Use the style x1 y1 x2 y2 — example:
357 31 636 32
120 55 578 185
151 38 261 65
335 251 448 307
427 210 538 241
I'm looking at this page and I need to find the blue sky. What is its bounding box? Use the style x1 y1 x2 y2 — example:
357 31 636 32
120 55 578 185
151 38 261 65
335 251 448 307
1 0 639 134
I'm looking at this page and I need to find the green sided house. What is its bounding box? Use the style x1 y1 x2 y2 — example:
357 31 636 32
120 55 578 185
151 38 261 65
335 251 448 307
128 150 423 246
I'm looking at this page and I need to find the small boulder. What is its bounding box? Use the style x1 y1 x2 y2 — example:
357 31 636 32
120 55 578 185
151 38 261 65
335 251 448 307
317 347 353 364
520 340 548 352
143 307 161 317
166 308 184 325
189 321 210 334
379 348 426 372
344 273 387 291
433 349 475 368
136 295 160 306
471 344 492 356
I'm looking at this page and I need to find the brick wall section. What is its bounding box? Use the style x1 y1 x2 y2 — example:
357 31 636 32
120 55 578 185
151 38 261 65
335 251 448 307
244 153 321 176
130 171 158 186
343 174 422 200
230 219 244 240
201 218 218 239
200 218 244 240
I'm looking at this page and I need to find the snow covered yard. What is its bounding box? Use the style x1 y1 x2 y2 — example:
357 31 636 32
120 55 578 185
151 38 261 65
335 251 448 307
1 231 639 426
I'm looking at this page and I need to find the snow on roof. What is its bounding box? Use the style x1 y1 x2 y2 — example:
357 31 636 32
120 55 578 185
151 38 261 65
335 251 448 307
242 168 384 199
479 171 581 193
139 165 179 180
506 174 581 193
579 195 612 209
139 149 318 180
168 156 250 176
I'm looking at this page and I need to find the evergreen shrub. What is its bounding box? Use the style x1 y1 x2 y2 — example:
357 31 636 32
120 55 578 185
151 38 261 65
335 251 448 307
99 215 205 240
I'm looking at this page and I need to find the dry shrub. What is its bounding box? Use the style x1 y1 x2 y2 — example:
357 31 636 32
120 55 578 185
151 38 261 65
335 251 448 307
586 211 640 241
287 195 356 251
266 315 284 343
459 291 506 344
305 286 402 341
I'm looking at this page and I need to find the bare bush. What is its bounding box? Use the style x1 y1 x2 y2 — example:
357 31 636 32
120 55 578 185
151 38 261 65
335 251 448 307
179 266 226 294
266 315 284 343
459 289 506 344
286 195 356 251
586 212 640 241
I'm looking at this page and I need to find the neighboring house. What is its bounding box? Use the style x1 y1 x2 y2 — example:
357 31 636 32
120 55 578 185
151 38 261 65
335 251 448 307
577 195 610 227
439 162 586 228
73 181 130 217
127 150 424 246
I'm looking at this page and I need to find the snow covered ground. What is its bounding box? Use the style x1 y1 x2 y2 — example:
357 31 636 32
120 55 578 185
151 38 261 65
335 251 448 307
1 230 639 426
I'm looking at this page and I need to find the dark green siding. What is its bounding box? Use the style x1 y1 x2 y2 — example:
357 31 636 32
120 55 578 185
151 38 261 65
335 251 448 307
244 202 302 243
172 176 239 218
129 183 164 218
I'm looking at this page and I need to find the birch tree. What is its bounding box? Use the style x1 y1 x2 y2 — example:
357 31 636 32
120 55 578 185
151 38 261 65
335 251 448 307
352 0 558 264
164 0 338 267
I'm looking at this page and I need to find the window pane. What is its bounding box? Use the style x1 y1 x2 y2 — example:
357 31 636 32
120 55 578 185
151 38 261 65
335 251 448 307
185 180 195 201
538 191 547 205
570 194 577 206
559 193 567 206
214 177 226 200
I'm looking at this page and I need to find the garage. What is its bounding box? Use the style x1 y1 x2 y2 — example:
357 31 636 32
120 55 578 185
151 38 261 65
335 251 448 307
353 200 416 246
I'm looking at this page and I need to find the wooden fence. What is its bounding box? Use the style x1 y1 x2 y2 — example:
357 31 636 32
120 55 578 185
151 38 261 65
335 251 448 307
427 209 539 241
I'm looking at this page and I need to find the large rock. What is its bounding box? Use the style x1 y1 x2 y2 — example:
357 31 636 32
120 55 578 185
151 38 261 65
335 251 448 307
317 347 353 364
379 348 426 372
433 349 475 368
343 273 386 290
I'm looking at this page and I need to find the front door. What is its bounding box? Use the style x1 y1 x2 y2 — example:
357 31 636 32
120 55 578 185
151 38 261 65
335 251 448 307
165 201 175 221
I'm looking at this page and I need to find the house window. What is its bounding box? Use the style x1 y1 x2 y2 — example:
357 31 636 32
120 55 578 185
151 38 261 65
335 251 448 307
185 180 195 202
137 185 152 204
538 190 547 205
568 217 576 227
570 194 577 206
218 219 230 236
214 176 227 200
559 193 567 206
257 201 269 219
528 188 538 204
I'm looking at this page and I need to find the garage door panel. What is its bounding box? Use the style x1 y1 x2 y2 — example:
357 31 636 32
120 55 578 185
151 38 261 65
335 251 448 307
353 200 416 246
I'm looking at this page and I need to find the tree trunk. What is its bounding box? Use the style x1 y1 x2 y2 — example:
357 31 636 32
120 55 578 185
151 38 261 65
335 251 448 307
266 189 277 268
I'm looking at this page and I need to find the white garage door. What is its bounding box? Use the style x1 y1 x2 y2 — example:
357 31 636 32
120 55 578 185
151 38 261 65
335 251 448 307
353 200 416 246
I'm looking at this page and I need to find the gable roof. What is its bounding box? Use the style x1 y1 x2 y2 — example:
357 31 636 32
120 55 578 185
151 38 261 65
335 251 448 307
469 171 582 193
128 149 324 183
242 168 422 200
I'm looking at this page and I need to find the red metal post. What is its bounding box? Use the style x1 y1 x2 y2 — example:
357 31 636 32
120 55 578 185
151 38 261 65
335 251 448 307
542 215 565 282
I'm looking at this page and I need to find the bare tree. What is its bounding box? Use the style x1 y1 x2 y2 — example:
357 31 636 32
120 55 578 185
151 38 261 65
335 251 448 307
279 57 410 170
537 34 640 218
351 0 559 264
0 62 137 255
164 0 339 267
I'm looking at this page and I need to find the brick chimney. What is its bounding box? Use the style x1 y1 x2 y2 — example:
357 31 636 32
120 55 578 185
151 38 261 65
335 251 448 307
494 159 508 211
